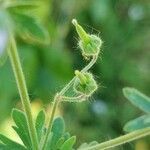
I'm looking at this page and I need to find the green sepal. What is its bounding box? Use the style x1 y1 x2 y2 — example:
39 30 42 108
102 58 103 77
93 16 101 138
79 35 102 57
72 19 90 44
72 19 102 57
74 72 98 97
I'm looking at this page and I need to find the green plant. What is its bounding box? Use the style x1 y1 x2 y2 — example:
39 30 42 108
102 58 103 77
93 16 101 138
0 1 150 150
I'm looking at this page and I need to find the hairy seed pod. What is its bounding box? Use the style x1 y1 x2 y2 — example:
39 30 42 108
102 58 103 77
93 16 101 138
74 70 98 97
72 19 102 57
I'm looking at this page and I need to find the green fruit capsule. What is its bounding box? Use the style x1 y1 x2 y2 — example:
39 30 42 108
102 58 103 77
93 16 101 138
74 71 98 97
72 19 102 57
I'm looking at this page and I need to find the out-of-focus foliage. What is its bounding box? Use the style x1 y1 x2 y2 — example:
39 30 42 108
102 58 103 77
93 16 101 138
0 0 150 149
123 87 150 132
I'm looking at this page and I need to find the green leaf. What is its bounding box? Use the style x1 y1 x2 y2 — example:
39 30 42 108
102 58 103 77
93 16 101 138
0 143 5 149
123 87 150 113
6 1 39 11
77 141 98 150
55 132 71 149
60 136 76 150
51 117 65 144
55 137 65 149
63 132 70 141
44 132 53 150
9 12 49 44
46 117 65 150
35 110 46 142
12 109 32 149
0 134 26 150
124 115 150 132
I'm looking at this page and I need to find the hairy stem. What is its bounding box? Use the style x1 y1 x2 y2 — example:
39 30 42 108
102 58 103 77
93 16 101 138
82 127 150 150
59 77 76 95
60 55 98 95
62 95 86 102
8 36 38 150
82 55 98 72
42 55 98 149
41 94 60 150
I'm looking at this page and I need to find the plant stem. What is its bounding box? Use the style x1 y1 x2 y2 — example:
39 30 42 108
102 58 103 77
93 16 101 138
41 94 60 150
62 95 86 102
8 36 39 150
60 55 98 95
41 78 76 150
59 77 76 95
81 127 150 150
82 55 98 72
41 54 98 150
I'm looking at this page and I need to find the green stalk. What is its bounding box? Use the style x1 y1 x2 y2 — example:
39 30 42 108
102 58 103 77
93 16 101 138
82 127 150 150
41 95 60 150
8 36 39 150
41 54 98 150
41 79 74 150
82 55 98 72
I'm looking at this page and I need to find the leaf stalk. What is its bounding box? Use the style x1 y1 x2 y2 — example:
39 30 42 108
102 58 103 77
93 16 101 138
8 36 39 150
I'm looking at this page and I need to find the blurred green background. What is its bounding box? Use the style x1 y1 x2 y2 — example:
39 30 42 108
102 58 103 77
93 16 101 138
0 0 150 149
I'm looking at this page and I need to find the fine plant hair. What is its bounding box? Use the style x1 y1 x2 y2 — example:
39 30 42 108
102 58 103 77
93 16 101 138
0 1 150 150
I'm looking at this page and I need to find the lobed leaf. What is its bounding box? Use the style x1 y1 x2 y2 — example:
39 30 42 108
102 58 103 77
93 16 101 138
124 115 150 132
12 109 32 149
0 134 26 150
9 12 49 44
55 132 71 149
35 110 46 142
60 136 76 150
123 87 150 113
45 117 65 150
